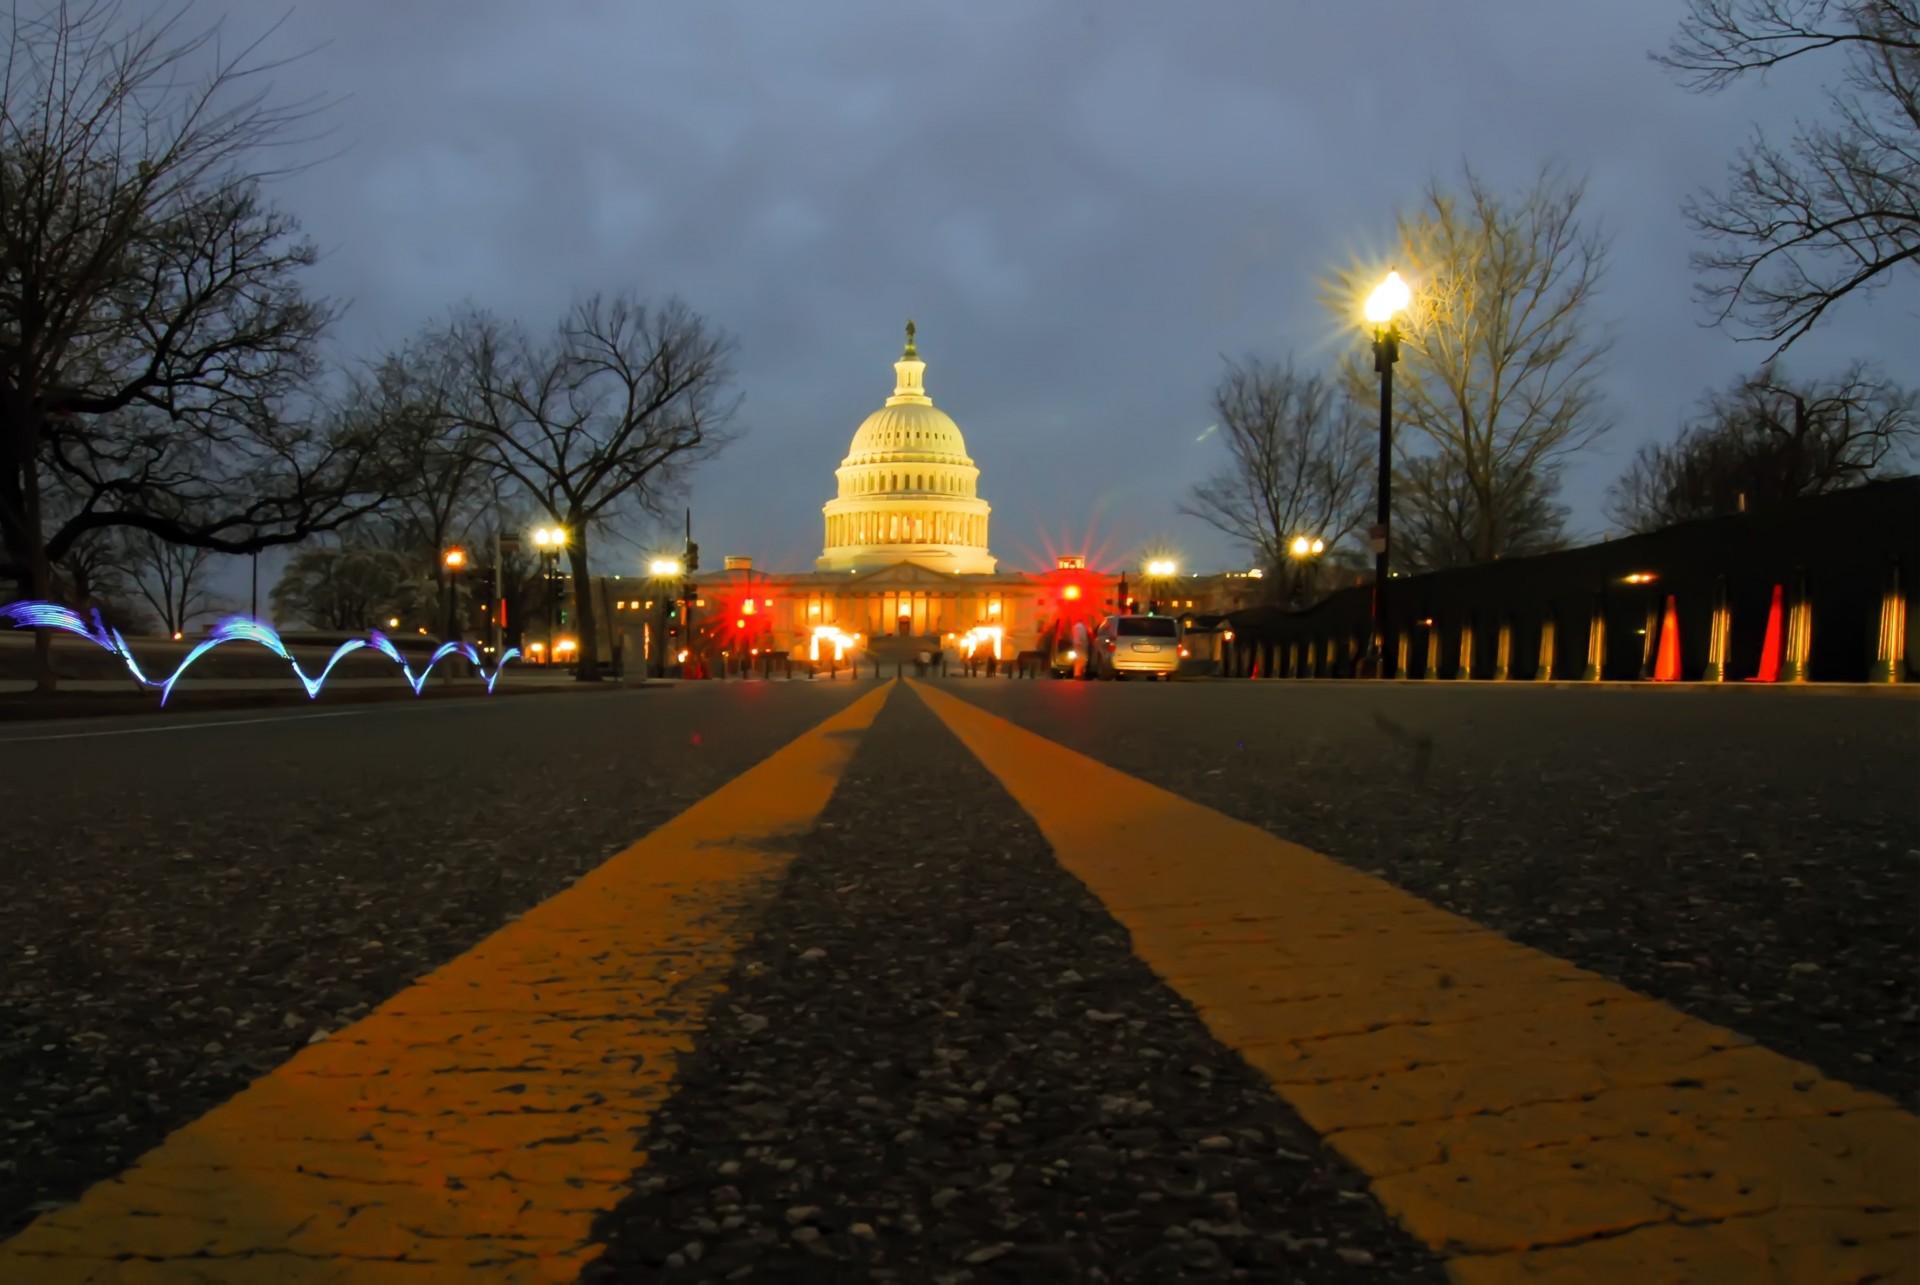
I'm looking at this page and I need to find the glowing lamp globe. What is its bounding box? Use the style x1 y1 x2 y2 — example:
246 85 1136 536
1365 271 1412 324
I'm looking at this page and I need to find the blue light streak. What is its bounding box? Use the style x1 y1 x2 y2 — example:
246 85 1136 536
0 602 521 704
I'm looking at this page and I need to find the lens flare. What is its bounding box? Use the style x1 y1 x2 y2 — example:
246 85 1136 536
0 602 521 704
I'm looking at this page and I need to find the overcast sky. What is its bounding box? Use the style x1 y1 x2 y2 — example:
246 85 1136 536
228 0 1910 582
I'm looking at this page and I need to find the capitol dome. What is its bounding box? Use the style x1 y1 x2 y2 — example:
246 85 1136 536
818 322 996 574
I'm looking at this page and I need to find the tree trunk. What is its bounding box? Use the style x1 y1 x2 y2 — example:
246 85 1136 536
21 451 57 694
567 533 601 682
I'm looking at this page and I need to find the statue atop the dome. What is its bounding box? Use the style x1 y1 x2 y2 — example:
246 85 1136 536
903 318 917 358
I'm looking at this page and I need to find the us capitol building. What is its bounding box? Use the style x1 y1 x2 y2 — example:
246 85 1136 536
606 322 1123 666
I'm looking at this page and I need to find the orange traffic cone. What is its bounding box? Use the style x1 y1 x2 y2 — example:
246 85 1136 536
1250 653 1262 680
1750 584 1784 682
1653 596 1681 681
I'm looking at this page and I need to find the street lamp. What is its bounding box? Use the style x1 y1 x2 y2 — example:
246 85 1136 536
442 548 467 658
648 556 683 677
1363 269 1411 676
531 526 567 664
1286 536 1326 608
1143 558 1178 615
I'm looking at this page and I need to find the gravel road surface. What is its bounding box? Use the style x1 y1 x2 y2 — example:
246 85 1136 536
945 679 1920 1109
583 684 1442 1283
0 679 877 1236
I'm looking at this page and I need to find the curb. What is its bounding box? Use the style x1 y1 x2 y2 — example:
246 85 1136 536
1184 677 1918 698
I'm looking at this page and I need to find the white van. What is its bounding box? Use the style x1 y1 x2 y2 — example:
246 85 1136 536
1090 615 1183 680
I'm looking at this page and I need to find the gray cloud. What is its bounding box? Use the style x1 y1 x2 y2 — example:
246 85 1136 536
223 0 1910 576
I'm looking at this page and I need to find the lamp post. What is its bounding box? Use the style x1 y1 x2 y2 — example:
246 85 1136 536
532 525 567 664
1145 558 1177 614
1363 269 1411 677
1287 535 1325 608
648 557 682 678
442 547 466 678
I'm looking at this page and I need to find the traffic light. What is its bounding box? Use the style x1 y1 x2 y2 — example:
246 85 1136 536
666 603 679 622
558 608 569 627
685 542 700 573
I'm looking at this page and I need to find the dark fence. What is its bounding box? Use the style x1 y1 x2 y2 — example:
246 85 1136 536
1222 478 1918 684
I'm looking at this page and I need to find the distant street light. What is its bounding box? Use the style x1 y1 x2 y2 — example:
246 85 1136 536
531 526 567 662
1363 269 1412 676
442 548 467 672
1142 558 1178 614
648 556 684 677
1288 535 1326 558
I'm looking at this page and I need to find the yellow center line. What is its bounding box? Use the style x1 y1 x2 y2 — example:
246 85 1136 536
908 681 1918 1283
2 683 897 1285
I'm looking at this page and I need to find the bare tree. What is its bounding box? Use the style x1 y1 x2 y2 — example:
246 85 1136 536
0 1 402 690
1608 361 1919 531
1394 456 1570 571
340 347 497 648
433 293 740 681
1179 357 1371 605
1326 162 1613 568
269 543 418 632
110 531 218 635
1659 0 1920 352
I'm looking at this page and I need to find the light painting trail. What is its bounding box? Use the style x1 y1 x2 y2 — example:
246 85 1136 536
0 602 521 704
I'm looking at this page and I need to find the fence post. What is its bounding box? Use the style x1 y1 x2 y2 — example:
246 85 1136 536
1873 560 1907 684
1783 569 1812 683
1703 579 1731 683
1536 615 1557 681
1395 631 1410 680
1424 627 1440 681
1494 617 1512 681
1455 620 1475 680
1639 598 1661 680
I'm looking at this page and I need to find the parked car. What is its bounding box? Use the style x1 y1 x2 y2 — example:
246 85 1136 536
1090 614 1183 680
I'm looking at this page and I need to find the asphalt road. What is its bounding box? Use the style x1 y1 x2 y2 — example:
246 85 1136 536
2 675 1914 1271
945 679 1920 1110
0 679 878 1237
